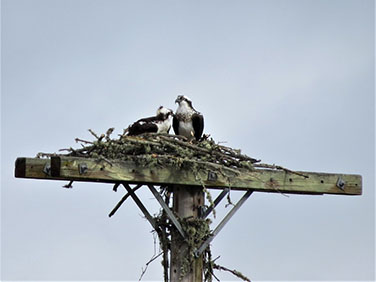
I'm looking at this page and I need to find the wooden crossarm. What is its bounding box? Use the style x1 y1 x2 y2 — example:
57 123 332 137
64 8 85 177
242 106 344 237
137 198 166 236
15 156 362 195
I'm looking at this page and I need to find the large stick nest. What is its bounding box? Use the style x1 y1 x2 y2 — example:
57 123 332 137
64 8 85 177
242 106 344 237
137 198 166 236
38 128 305 178
44 129 260 170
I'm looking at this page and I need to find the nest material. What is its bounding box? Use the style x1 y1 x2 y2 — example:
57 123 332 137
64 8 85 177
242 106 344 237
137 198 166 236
37 129 307 179
51 129 261 171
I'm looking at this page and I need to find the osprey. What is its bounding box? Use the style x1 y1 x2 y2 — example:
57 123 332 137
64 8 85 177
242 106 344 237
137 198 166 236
126 106 173 136
173 95 204 141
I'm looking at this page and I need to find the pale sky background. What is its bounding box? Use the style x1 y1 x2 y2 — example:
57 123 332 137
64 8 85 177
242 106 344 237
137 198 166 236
1 0 375 281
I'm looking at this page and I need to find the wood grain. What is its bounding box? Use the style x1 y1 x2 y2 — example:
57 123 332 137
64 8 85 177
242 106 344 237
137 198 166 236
15 156 362 195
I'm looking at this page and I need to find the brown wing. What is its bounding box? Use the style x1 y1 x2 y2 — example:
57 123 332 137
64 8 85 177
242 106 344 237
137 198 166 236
172 115 180 135
128 122 158 135
192 113 204 141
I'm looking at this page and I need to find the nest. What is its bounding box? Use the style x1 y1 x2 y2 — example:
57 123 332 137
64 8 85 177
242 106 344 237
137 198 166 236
40 128 261 171
37 128 306 180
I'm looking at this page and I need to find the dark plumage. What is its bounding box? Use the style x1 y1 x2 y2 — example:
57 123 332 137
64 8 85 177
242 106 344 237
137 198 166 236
126 106 173 136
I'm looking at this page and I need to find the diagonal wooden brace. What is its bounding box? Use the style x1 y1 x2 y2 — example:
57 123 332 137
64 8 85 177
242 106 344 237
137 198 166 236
195 190 254 257
108 184 143 217
122 183 158 231
202 188 230 219
147 185 186 239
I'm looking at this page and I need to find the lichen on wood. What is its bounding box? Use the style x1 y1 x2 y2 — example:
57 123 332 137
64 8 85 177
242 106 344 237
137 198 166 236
152 198 250 282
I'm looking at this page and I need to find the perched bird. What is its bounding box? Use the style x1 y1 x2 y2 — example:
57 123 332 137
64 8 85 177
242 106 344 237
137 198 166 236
126 106 173 136
173 95 204 141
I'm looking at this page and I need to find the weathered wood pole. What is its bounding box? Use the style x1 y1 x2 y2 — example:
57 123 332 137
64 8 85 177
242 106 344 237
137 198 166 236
170 185 204 282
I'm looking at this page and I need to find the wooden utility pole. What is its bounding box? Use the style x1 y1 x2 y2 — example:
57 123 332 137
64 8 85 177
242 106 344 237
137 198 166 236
14 155 362 281
170 186 204 282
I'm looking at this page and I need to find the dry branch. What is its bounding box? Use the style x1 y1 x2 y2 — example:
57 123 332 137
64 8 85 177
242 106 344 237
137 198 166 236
254 163 309 178
213 264 251 281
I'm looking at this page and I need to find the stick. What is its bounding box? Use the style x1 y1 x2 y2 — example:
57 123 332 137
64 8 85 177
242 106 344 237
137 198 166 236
219 145 261 163
213 264 251 281
158 135 252 166
254 163 309 178
106 127 115 139
75 138 94 144
139 252 163 281
88 129 104 141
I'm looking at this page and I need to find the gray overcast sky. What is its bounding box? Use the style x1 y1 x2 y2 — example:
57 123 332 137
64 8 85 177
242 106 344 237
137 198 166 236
1 0 374 281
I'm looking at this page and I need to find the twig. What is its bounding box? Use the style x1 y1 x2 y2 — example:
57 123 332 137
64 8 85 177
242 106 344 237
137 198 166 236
125 137 162 147
88 129 100 139
139 252 163 281
211 271 220 282
213 264 251 282
225 189 235 208
88 129 105 141
211 255 221 264
142 132 188 141
75 138 94 144
254 163 309 178
106 127 115 140
58 147 75 152
218 145 260 163
158 135 256 168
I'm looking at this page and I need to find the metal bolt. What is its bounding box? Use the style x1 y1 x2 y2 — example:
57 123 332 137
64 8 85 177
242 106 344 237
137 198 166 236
198 205 207 218
43 163 51 176
336 177 346 190
78 163 88 175
207 171 217 181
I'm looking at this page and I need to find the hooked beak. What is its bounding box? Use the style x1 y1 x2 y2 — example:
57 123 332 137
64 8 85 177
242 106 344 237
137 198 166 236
175 95 184 104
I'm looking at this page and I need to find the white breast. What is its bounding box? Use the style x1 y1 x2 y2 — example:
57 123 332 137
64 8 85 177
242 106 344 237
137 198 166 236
178 121 195 140
176 101 194 118
156 118 171 133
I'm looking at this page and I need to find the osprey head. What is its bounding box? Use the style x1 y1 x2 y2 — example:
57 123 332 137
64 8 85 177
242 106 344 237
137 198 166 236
156 106 173 119
175 95 192 104
175 95 194 109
